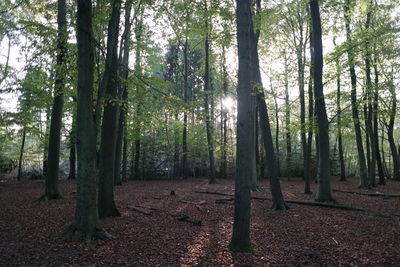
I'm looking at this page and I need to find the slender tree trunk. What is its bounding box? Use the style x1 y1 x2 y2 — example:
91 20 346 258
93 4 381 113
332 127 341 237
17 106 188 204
64 0 109 240
252 0 287 210
114 0 134 185
203 5 217 184
17 127 26 181
40 0 68 200
230 0 254 252
310 0 334 202
305 22 314 193
364 5 377 187
68 107 77 180
344 0 369 188
283 50 292 178
220 47 228 179
272 84 281 177
97 0 122 219
182 39 189 178
333 38 346 182
388 76 400 181
372 48 385 185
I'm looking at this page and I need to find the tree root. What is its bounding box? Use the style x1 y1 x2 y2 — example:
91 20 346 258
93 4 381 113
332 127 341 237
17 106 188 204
64 224 111 241
333 189 400 198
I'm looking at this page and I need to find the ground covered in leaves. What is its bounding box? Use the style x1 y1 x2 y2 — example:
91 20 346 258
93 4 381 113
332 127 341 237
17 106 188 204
0 176 399 266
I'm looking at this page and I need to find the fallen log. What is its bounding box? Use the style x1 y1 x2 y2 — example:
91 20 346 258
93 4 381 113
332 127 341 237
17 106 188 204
194 191 400 218
215 198 234 204
127 206 151 215
194 190 232 196
180 200 206 205
332 189 400 198
174 214 202 226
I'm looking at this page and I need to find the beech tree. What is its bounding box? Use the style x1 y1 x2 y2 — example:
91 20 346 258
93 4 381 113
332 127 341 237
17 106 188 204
64 0 109 240
230 0 254 253
40 0 67 201
310 0 333 203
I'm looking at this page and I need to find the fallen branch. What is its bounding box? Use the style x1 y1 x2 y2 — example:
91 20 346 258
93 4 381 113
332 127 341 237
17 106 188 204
174 214 202 226
127 206 151 215
180 200 206 205
194 191 400 218
215 198 234 204
194 190 232 196
332 189 400 198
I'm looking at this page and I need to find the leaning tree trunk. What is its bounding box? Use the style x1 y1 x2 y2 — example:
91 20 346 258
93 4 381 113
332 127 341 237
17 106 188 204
64 0 109 241
40 0 68 200
251 0 287 210
310 0 334 203
388 78 400 181
344 0 369 188
230 0 254 253
97 0 122 219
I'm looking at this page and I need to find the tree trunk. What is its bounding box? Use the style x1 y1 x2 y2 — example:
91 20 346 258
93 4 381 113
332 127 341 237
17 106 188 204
64 0 109 240
230 0 254 253
220 47 228 179
344 0 369 188
17 127 26 181
252 0 287 210
372 47 385 185
203 6 217 184
40 0 68 200
182 39 189 178
283 50 292 178
310 0 334 202
305 21 314 194
388 76 400 181
97 0 122 219
333 38 346 182
68 107 76 180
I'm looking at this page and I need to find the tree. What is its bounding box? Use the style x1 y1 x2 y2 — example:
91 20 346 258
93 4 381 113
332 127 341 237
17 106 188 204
64 0 109 241
40 0 68 201
97 0 122 219
230 0 254 253
310 0 333 203
343 0 369 188
252 0 287 210
203 0 217 184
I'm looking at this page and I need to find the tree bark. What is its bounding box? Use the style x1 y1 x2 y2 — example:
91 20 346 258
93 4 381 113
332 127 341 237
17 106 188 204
364 6 377 187
283 50 292 178
230 0 254 253
17 127 26 181
182 39 189 178
310 0 334 202
40 0 68 200
333 38 346 182
252 0 287 210
203 3 217 184
64 0 109 240
97 0 122 219
344 0 369 188
387 75 400 181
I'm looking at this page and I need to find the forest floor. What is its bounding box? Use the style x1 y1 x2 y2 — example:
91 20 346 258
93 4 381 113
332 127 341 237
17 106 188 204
0 176 399 266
